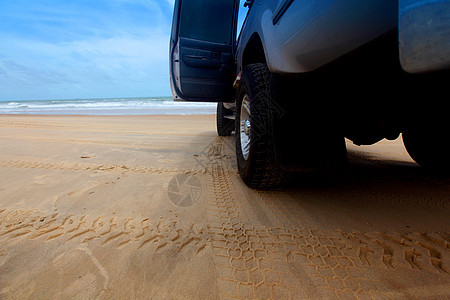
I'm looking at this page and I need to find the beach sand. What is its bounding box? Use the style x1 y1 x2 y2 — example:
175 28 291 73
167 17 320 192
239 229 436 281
0 114 449 299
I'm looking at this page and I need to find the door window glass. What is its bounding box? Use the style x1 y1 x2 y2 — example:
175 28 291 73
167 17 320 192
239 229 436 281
179 0 235 45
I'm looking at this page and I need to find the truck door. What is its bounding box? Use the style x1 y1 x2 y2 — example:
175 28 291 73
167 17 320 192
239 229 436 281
170 0 239 102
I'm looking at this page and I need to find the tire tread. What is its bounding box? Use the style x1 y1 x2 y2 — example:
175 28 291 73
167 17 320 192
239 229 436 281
236 63 288 188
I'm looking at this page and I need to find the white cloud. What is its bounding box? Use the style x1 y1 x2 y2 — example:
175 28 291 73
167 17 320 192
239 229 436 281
0 32 171 100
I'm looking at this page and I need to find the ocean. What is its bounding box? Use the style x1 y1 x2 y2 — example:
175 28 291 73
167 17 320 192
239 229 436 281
0 97 217 115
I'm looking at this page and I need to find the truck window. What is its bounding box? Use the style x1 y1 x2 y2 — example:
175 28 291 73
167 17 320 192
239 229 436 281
179 0 235 45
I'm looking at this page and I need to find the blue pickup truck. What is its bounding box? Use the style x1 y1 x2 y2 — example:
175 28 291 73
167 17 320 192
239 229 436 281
170 0 449 187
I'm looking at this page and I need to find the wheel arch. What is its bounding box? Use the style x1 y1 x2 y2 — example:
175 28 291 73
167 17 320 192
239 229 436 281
241 33 267 71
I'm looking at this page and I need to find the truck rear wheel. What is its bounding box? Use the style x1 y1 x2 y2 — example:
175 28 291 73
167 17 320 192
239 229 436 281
403 126 449 171
235 63 287 188
216 102 234 136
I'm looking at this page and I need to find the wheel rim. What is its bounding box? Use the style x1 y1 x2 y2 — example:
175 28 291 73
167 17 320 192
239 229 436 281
240 94 251 160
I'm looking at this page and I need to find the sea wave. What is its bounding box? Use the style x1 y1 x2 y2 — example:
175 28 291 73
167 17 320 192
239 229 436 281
0 97 217 115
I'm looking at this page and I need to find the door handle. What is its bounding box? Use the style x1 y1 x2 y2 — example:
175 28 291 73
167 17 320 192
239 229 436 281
185 55 209 60
183 55 221 69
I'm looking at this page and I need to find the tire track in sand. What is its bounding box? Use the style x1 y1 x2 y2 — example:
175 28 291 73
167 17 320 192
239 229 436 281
0 159 208 175
0 210 209 254
1 137 448 299
205 137 450 299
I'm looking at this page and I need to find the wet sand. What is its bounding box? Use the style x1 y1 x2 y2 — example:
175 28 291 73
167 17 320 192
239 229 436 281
0 114 448 299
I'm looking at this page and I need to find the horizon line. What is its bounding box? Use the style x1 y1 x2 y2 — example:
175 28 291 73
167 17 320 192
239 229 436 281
0 96 174 102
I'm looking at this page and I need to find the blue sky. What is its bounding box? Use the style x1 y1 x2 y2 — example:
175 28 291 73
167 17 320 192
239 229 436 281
0 0 248 101
0 0 176 100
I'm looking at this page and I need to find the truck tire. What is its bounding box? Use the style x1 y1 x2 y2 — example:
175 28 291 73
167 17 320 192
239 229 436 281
235 63 287 188
402 126 449 171
216 102 234 136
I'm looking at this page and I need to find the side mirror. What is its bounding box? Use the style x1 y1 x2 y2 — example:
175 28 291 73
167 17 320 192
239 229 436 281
244 0 253 9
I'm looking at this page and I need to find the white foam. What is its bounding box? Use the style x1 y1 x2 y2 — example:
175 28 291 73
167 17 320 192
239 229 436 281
0 97 217 115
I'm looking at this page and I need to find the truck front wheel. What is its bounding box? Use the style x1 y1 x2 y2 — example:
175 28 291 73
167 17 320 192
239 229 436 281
235 63 287 188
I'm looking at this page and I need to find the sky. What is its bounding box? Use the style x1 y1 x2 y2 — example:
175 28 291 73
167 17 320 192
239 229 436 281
0 0 178 101
0 0 248 101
